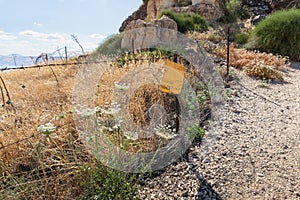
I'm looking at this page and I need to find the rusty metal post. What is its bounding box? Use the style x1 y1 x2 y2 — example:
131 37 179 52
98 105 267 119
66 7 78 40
65 46 68 62
227 26 230 83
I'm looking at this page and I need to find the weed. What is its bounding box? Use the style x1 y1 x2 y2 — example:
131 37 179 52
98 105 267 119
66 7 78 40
78 163 139 200
187 124 205 142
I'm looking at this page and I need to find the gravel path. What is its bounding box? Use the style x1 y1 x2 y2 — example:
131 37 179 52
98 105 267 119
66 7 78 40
139 62 300 199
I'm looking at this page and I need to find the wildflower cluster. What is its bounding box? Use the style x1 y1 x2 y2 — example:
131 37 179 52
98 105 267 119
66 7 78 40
37 122 56 136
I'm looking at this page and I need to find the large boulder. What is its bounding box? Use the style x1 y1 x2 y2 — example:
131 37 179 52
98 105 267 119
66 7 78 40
147 0 178 20
123 15 178 31
121 16 178 50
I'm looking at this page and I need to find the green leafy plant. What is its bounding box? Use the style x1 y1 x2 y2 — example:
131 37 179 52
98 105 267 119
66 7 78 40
187 124 205 142
79 163 139 200
159 10 208 33
235 31 250 45
248 8 300 60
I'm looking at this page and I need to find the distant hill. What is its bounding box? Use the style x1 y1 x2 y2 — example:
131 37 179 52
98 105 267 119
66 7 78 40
0 54 35 68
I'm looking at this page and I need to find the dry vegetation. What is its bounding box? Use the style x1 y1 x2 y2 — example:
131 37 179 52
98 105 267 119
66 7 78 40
0 56 208 199
96 59 181 152
189 28 290 81
214 45 289 81
0 64 95 199
0 18 293 198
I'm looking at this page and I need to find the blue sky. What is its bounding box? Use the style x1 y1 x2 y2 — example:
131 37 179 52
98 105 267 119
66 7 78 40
0 0 141 55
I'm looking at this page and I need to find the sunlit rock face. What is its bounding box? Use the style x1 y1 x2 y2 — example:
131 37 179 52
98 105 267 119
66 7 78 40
147 0 224 21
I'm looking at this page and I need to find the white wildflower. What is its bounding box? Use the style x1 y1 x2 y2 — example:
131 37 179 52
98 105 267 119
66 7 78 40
99 103 121 115
154 124 177 140
114 82 130 90
75 106 96 117
37 123 56 135
123 131 139 141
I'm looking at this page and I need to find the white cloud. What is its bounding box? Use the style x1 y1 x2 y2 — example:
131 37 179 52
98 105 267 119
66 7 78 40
0 30 107 56
19 30 65 41
33 22 43 27
0 30 17 41
90 33 107 40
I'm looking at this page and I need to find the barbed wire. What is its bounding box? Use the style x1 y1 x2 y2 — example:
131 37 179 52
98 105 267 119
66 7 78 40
0 46 83 70
0 133 39 151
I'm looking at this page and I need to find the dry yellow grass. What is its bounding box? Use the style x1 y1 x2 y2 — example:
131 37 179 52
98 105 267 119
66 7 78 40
0 54 210 199
0 64 95 199
96 59 179 152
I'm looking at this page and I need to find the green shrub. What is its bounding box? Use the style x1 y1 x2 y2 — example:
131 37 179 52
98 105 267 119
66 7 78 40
96 33 124 55
248 9 300 60
235 32 250 45
187 124 205 142
219 0 252 23
79 163 139 200
159 10 208 33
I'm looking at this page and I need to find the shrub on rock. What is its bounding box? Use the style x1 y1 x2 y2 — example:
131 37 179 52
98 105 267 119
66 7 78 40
159 10 208 33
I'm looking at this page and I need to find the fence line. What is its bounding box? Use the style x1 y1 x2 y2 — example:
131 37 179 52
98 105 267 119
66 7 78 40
0 133 39 151
0 46 83 70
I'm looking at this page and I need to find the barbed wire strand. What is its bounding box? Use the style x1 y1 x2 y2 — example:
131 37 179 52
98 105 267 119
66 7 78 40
0 133 39 151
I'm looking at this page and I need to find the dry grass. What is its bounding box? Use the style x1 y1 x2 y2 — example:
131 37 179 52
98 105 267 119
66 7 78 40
214 44 289 81
189 27 289 81
96 59 180 152
0 53 211 199
0 64 95 199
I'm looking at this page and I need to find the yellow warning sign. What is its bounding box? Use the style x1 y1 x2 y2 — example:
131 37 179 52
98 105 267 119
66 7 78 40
160 60 185 94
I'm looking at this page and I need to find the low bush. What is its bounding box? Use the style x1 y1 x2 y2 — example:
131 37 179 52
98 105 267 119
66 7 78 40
219 0 252 23
235 32 250 45
79 163 139 200
248 8 300 60
96 33 124 55
159 10 208 33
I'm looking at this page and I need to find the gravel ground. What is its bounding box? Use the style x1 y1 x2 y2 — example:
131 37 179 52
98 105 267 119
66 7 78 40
139 62 300 200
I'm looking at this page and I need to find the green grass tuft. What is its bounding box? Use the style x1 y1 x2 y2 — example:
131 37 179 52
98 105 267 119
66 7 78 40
248 8 300 60
159 10 208 33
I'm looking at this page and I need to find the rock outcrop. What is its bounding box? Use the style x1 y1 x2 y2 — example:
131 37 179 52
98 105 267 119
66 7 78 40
271 0 300 11
169 0 225 21
119 4 147 32
120 0 225 32
147 0 178 19
121 15 178 50
147 0 224 21
119 0 299 32
123 15 178 32
241 0 300 16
